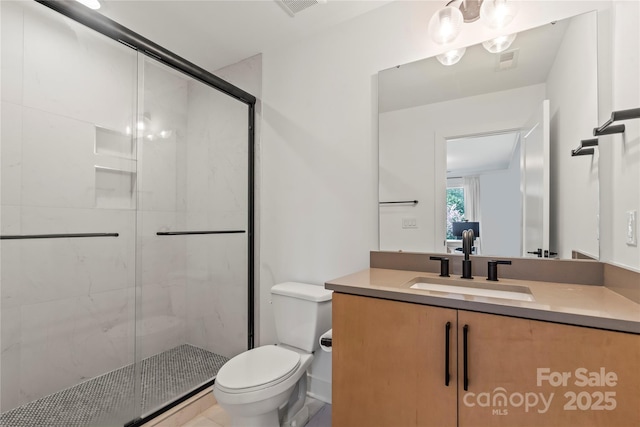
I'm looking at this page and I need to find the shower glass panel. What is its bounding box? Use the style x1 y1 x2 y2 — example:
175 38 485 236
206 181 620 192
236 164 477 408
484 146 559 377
1 1 139 425
1 1 252 425
135 56 249 416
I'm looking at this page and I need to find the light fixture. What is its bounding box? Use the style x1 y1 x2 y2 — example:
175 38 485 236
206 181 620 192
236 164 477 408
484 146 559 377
482 33 517 53
480 0 519 29
75 0 101 10
428 6 464 44
436 47 467 66
428 0 518 45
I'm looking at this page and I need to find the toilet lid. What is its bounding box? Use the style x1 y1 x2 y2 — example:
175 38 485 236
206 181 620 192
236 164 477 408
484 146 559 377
215 345 301 393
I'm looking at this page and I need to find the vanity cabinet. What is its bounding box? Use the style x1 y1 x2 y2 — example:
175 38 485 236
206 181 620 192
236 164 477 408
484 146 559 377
332 293 457 427
457 310 639 427
332 293 640 427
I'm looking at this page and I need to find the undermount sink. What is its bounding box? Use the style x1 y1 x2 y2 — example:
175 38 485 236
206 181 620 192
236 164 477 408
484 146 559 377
406 277 535 302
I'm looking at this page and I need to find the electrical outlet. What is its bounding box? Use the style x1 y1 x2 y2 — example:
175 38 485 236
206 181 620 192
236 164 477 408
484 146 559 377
627 210 637 246
402 218 418 229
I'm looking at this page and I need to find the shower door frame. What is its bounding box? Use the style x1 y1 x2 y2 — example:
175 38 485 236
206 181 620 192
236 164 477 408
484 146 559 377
32 1 256 425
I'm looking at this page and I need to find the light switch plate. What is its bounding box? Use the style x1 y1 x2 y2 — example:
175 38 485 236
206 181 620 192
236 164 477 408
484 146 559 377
627 210 637 246
402 218 418 229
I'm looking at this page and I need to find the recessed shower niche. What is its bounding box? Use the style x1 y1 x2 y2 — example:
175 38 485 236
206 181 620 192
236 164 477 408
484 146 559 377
95 125 135 158
95 126 136 209
94 166 136 209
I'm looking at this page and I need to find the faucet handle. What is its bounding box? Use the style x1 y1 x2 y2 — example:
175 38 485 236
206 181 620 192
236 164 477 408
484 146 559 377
430 256 450 277
487 260 512 281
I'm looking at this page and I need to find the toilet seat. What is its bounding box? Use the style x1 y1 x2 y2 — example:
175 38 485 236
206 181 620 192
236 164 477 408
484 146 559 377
215 346 301 394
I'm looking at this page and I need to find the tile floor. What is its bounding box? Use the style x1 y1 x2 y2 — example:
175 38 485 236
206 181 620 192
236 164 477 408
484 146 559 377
178 401 331 427
178 404 230 427
140 384 331 427
0 344 227 427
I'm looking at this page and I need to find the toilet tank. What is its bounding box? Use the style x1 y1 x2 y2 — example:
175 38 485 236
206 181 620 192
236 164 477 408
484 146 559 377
271 282 332 353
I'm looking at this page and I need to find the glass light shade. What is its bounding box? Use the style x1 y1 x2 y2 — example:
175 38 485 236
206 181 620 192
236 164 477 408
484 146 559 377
436 47 466 66
482 33 517 53
480 0 519 29
429 6 464 44
75 0 101 10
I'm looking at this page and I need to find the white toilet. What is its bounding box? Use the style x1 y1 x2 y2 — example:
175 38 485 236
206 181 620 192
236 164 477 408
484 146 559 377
213 282 332 427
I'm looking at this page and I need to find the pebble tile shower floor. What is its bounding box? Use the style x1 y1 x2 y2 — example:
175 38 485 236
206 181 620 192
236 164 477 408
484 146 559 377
0 344 228 427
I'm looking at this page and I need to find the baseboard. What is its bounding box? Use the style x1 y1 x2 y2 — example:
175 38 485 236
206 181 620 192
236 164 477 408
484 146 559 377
307 374 332 404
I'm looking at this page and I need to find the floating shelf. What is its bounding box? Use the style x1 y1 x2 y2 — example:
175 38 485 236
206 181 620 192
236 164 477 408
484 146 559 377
571 138 598 157
575 107 640 157
593 107 640 136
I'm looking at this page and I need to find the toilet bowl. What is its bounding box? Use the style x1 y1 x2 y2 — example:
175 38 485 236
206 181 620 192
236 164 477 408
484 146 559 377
213 282 332 427
214 345 313 426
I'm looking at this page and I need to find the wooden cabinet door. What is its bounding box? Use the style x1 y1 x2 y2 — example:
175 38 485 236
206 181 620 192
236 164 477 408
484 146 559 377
332 293 457 427
458 311 640 427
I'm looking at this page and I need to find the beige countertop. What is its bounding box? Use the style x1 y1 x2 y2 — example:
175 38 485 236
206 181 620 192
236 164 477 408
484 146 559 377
325 268 640 334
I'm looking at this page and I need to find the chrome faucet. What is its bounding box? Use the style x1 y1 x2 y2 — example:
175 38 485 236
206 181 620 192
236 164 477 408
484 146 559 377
461 229 474 279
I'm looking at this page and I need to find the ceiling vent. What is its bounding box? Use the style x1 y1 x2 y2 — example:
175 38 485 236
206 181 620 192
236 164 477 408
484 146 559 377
495 48 519 71
275 0 323 17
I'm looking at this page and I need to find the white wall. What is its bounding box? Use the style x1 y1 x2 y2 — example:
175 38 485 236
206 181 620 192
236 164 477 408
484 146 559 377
546 11 599 260
260 0 615 403
599 1 640 271
479 142 522 257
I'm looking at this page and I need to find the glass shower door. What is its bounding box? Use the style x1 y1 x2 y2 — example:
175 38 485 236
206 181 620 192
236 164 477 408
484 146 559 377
134 55 250 416
1 1 138 425
1 2 252 425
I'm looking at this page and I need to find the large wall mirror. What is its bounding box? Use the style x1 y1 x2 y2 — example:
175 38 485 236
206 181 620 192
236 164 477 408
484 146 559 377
378 11 599 260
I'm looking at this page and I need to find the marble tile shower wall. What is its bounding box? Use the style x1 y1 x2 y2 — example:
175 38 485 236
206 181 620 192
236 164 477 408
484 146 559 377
137 59 190 362
184 81 249 359
1 1 249 413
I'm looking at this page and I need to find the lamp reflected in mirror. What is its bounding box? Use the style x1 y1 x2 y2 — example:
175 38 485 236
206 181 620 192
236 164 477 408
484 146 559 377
482 33 517 53
437 47 467 66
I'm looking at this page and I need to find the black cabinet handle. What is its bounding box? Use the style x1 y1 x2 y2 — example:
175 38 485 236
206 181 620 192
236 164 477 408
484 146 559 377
445 321 451 386
463 324 469 391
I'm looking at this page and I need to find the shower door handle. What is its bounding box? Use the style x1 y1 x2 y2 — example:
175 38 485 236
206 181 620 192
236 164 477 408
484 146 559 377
0 232 119 240
156 230 246 236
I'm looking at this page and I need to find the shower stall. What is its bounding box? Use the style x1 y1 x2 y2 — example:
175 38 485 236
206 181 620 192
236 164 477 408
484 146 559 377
0 1 255 425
